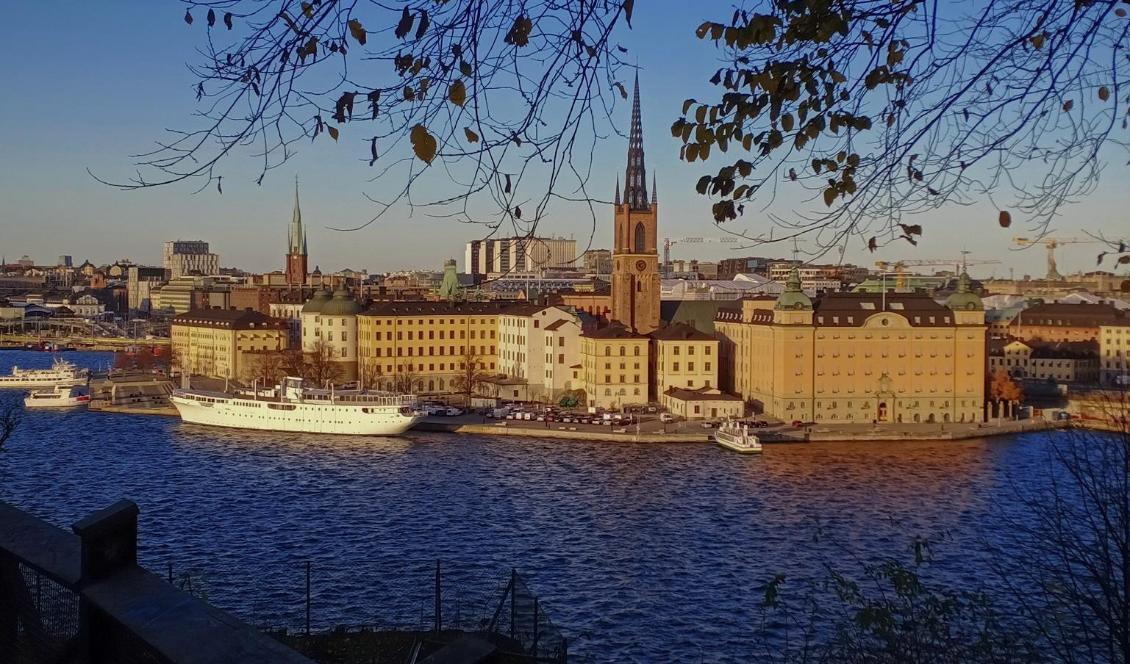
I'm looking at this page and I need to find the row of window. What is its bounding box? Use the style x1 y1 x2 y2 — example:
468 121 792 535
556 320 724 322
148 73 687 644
362 345 495 357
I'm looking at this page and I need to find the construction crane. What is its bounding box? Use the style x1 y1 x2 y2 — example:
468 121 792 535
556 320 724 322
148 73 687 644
663 236 739 277
1013 236 1098 281
874 257 1001 290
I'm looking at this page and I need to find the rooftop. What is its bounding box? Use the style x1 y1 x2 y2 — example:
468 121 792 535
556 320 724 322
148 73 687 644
650 322 715 342
172 308 287 330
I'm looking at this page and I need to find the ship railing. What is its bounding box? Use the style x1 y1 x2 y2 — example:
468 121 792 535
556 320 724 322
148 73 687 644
0 499 314 664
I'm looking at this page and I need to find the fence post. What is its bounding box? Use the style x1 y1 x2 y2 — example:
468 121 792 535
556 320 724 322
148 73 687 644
510 568 517 640
305 561 311 636
532 597 539 656
434 559 442 633
72 499 140 662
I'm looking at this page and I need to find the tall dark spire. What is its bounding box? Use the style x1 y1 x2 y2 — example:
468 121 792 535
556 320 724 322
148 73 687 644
623 73 649 211
289 175 306 255
651 173 657 206
614 176 621 206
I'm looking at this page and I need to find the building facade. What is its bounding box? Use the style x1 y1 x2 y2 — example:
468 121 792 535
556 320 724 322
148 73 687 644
990 339 1099 384
716 270 987 424
543 317 584 401
1009 302 1124 343
497 305 576 400
163 240 219 279
464 236 578 279
357 301 504 396
171 309 289 380
300 288 361 382
580 324 650 410
1100 324 1130 386
652 323 720 398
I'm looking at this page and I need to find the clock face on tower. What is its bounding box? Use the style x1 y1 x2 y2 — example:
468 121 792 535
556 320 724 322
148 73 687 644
635 260 647 272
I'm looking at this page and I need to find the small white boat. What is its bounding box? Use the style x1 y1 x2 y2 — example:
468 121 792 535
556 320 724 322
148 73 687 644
714 420 763 454
24 385 92 409
0 358 89 389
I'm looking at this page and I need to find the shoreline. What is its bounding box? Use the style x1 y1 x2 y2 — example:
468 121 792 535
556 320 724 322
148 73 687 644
80 400 1073 443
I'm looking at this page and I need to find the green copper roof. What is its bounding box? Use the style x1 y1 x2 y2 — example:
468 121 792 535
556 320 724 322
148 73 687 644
774 268 813 310
321 288 362 316
301 288 331 313
945 271 983 311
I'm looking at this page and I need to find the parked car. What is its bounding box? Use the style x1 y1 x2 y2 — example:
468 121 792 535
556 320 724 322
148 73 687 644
659 413 675 423
445 407 463 416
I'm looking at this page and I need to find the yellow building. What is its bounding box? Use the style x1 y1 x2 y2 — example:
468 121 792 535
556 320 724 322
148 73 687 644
357 301 504 396
715 270 987 424
990 339 1099 384
171 309 289 380
1100 324 1130 386
661 387 743 421
580 324 650 409
652 322 720 396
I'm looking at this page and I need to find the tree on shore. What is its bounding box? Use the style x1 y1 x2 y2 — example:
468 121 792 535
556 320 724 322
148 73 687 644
989 369 1024 419
451 345 489 405
392 365 422 395
303 339 342 387
103 1 1127 260
245 351 288 388
359 359 385 391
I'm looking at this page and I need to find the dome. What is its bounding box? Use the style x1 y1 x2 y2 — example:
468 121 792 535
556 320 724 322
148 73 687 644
301 289 331 313
945 271 983 311
321 288 362 316
774 268 813 310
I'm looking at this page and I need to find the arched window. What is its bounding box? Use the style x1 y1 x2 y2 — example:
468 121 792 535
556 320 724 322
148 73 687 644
634 222 646 253
619 347 626 356
428 379 435 392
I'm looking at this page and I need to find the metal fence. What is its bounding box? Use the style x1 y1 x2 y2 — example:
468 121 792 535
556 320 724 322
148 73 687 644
161 557 571 662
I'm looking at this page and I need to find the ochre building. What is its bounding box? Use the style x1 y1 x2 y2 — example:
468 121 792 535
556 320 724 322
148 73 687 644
580 324 650 410
715 270 987 424
357 301 503 396
171 309 289 381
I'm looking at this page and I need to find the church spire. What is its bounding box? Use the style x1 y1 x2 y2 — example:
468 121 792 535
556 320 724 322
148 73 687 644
623 72 649 211
289 176 306 256
651 173 657 206
614 177 621 206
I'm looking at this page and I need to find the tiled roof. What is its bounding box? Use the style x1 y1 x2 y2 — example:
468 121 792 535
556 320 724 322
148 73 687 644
583 324 647 340
1011 302 1124 327
172 309 287 330
663 386 742 402
361 300 518 316
650 322 714 341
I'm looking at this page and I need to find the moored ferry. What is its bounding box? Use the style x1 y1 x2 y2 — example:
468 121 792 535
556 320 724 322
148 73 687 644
24 385 91 409
0 358 90 389
714 421 763 454
170 377 422 436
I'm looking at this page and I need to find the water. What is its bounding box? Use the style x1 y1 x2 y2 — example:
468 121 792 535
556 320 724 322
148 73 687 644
0 351 1060 661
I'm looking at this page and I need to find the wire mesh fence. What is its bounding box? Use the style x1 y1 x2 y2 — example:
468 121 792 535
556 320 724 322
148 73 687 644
1 556 84 664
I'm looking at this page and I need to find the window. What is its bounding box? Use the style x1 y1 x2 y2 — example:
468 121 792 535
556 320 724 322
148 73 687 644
688 362 695 371
705 362 711 371
634 222 646 253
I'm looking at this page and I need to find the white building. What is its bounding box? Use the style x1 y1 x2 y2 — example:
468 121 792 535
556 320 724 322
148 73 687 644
542 317 584 400
269 301 304 346
300 288 361 382
163 240 220 279
465 237 577 279
497 304 576 401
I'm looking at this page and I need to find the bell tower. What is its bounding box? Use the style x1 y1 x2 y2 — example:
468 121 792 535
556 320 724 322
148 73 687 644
611 75 660 335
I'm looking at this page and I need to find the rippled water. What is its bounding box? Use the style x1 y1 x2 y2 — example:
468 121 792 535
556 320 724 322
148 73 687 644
0 351 1061 661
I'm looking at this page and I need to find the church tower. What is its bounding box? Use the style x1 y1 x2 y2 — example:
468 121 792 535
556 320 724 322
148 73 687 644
611 75 660 335
286 178 309 285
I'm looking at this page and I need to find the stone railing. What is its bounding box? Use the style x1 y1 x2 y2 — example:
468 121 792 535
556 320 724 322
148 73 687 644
0 499 313 664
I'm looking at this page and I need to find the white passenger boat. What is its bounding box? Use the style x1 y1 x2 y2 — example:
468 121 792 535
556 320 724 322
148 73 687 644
0 358 89 389
714 421 763 454
170 376 422 436
24 385 92 409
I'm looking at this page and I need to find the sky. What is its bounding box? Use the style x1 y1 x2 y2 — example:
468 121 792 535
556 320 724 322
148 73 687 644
1 1 1126 279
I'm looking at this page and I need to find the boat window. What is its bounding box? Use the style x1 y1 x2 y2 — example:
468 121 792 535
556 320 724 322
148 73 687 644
268 403 296 411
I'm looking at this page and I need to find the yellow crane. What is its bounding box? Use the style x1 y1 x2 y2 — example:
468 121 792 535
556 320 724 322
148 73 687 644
1013 236 1098 281
663 236 739 277
874 257 1001 290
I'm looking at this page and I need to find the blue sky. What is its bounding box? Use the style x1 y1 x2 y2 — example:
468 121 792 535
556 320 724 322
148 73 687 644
1 1 1126 278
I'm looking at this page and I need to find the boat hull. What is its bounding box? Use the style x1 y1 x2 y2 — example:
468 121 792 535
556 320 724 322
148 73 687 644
171 395 421 436
714 434 763 454
0 377 87 389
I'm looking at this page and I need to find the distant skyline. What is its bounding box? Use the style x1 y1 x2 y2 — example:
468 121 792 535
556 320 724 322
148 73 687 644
1 1 1127 278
